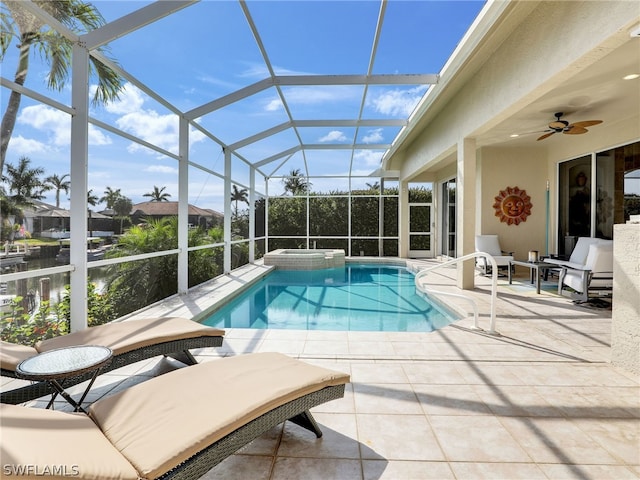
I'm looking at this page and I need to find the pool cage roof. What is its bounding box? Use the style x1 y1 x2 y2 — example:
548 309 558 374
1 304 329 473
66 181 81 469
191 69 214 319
8 0 482 185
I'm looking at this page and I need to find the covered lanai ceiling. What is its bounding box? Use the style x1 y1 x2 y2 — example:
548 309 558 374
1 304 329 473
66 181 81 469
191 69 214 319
78 0 485 180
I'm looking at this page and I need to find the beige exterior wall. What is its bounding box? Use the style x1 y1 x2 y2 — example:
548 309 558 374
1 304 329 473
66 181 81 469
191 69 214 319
611 224 640 375
478 147 549 260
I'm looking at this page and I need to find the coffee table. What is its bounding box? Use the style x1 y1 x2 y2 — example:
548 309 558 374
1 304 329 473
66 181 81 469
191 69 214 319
508 260 557 294
16 345 112 413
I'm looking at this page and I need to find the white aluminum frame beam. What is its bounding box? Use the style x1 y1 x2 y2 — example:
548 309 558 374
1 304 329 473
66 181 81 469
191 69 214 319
84 1 196 49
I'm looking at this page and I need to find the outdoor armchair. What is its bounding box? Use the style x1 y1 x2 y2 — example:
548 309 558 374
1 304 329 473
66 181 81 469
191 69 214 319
475 234 514 276
544 236 609 269
557 241 613 303
1 316 224 404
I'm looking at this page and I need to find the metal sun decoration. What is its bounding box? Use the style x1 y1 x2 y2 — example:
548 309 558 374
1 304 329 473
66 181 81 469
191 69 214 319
493 186 532 225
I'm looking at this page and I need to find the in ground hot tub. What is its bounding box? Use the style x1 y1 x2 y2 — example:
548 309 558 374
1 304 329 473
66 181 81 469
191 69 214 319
263 249 345 270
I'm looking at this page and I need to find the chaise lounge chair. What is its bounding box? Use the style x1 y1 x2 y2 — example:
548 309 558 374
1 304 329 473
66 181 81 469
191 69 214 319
0 352 350 480
1 317 224 405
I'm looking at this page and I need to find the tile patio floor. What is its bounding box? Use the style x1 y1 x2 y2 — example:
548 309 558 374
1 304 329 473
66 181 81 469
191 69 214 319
5 260 639 479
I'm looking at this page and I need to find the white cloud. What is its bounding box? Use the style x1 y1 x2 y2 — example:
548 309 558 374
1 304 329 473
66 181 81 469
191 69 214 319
319 130 347 142
116 109 178 154
369 86 427 116
101 83 145 115
144 165 178 174
362 128 383 144
354 149 383 167
264 97 283 111
18 105 111 146
7 135 47 155
100 82 205 156
285 86 359 106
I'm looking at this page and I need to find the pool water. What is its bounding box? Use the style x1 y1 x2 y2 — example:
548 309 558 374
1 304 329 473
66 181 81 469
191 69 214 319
201 264 457 332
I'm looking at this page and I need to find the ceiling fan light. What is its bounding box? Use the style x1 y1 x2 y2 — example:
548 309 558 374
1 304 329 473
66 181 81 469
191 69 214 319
549 120 568 130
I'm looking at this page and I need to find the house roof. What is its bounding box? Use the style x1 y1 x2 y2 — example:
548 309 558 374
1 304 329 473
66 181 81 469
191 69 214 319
130 201 223 219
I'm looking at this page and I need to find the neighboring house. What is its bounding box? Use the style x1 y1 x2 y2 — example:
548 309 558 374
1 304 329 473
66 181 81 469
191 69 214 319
20 200 112 238
130 201 223 229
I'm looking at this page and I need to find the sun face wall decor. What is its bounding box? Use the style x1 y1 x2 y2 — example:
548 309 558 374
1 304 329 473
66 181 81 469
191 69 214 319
493 186 532 225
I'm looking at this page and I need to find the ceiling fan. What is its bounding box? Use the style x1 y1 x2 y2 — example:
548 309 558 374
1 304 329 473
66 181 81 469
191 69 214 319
537 112 603 141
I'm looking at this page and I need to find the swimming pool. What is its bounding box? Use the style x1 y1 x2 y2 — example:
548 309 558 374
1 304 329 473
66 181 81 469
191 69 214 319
200 264 458 332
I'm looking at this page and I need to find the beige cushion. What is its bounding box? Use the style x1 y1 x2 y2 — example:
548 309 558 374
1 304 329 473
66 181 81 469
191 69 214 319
0 341 38 371
36 317 224 356
0 403 139 480
90 352 350 479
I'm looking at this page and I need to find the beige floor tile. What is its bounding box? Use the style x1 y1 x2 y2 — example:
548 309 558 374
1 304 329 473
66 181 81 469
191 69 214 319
363 460 456 480
278 413 360 459
428 415 531 462
571 418 640 465
454 363 528 386
449 461 548 479
472 385 565 417
348 340 397 356
271 457 362 480
413 384 493 416
302 340 350 355
199 454 273 480
353 382 422 414
402 361 468 385
357 413 445 461
499 417 619 464
257 339 307 354
350 362 409 383
538 463 640 479
535 385 640 419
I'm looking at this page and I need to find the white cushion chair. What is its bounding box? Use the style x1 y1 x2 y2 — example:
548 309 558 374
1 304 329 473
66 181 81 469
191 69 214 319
557 242 613 303
475 234 514 276
545 237 605 269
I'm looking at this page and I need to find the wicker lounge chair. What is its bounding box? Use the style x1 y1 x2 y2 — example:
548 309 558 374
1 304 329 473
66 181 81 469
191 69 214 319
0 352 350 480
1 317 224 405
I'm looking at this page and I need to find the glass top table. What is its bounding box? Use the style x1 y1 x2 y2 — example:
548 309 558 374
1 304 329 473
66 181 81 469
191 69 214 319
508 259 557 294
17 345 112 412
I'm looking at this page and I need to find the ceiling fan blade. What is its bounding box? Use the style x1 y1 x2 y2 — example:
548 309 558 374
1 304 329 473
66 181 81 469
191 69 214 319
570 120 602 128
564 126 588 135
537 132 555 141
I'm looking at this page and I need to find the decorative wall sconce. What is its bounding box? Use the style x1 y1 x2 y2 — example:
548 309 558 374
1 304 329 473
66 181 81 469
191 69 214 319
493 186 532 225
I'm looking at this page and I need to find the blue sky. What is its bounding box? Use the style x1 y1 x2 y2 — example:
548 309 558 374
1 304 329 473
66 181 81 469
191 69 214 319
1 0 485 213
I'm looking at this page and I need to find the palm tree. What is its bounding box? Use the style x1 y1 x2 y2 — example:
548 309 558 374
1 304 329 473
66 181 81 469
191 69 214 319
100 186 122 209
0 0 124 172
87 189 98 237
44 173 70 208
282 168 312 195
3 156 49 206
143 185 171 202
230 185 249 216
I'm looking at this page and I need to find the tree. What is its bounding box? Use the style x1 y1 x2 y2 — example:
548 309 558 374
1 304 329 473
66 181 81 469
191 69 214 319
104 217 222 316
2 156 49 207
143 185 171 202
87 189 98 237
282 168 312 195
112 195 133 233
0 0 124 172
100 186 122 209
230 184 248 216
44 173 70 208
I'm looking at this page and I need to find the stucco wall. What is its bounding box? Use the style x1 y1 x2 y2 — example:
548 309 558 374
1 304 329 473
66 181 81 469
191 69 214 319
478 147 549 260
611 224 640 375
